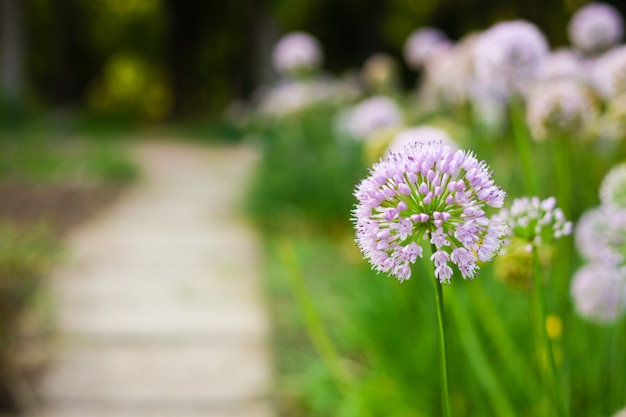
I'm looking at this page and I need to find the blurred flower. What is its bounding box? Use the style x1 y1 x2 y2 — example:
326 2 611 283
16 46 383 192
420 33 478 108
495 237 554 290
499 196 572 247
575 205 626 265
568 2 624 55
525 79 597 140
545 314 563 340
361 53 399 93
353 142 507 283
535 48 585 82
339 96 403 140
257 79 332 117
272 32 323 77
591 45 626 98
571 262 626 323
473 20 549 99
600 93 626 140
403 27 451 70
387 126 458 154
600 163 626 209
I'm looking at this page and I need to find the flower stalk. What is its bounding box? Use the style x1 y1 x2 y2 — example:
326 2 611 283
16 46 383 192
429 241 452 417
531 245 568 417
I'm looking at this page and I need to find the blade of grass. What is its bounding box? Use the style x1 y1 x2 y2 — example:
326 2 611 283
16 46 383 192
447 288 518 417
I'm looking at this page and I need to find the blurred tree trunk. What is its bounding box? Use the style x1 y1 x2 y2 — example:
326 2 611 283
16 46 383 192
163 0 207 118
0 0 24 101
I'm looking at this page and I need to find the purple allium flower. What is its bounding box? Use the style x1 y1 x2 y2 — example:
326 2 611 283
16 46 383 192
387 126 458 154
353 142 508 283
257 79 333 117
535 48 585 82
568 2 624 55
420 34 478 107
340 96 404 140
525 79 597 140
575 206 626 265
591 45 626 98
571 263 626 323
272 32 322 76
499 196 572 246
600 163 626 209
473 20 549 98
403 27 451 70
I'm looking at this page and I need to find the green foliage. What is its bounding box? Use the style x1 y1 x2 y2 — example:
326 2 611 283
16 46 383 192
0 133 139 185
0 223 57 322
245 104 368 235
247 85 626 416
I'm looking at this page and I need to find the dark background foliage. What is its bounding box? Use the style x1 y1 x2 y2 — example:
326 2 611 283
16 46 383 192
2 0 625 120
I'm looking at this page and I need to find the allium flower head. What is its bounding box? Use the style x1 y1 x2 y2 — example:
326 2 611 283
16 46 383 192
568 2 624 55
600 163 626 208
525 80 597 140
353 142 508 284
591 45 626 98
473 20 549 98
272 32 323 76
571 263 626 323
403 27 451 70
340 96 404 140
257 79 332 117
536 49 585 82
499 196 572 247
576 205 626 265
495 237 554 290
420 34 478 107
387 126 458 154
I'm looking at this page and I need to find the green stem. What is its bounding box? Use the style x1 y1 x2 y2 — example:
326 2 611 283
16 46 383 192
277 240 351 389
531 245 568 417
429 242 452 417
509 99 537 195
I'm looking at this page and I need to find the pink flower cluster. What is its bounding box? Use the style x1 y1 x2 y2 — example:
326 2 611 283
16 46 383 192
353 142 507 284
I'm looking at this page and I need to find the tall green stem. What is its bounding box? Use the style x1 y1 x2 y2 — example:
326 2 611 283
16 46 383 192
509 98 537 195
429 242 452 417
531 245 568 417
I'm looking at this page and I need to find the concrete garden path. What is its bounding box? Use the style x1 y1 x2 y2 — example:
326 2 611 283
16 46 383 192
31 141 273 417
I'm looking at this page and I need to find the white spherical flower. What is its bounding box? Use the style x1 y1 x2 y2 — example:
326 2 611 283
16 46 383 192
258 79 332 117
341 96 403 140
525 79 597 140
403 27 451 70
272 32 322 76
576 205 626 265
571 263 626 324
568 2 624 55
591 45 626 98
536 48 585 82
473 20 549 98
420 34 478 107
600 163 626 209
387 126 458 154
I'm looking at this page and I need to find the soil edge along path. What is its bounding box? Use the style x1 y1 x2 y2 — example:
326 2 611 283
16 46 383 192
30 141 273 417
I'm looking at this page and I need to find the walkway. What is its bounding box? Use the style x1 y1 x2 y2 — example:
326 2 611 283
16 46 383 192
30 141 273 417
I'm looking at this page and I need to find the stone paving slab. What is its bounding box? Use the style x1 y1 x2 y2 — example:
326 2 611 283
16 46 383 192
38 343 271 403
30 142 273 417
